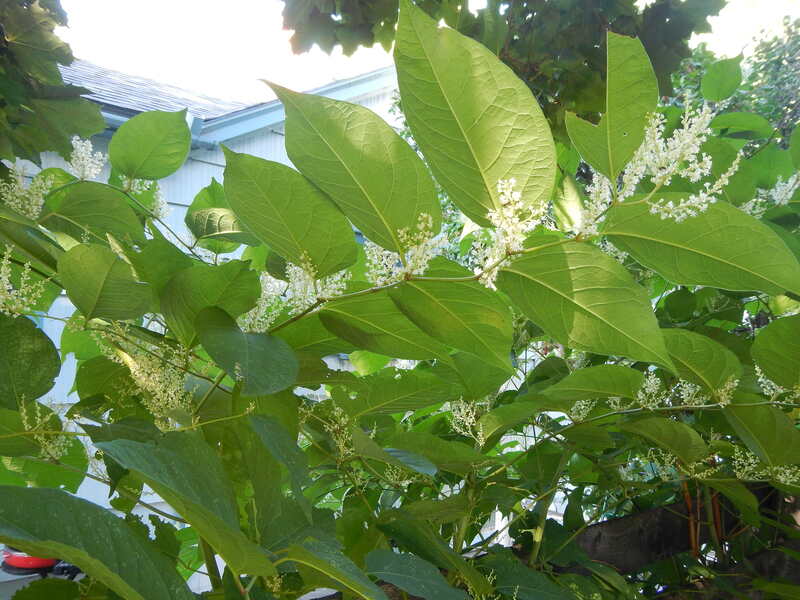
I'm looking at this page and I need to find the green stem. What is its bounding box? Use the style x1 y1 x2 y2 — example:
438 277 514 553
703 485 726 567
200 538 223 592
194 370 226 416
528 452 570 566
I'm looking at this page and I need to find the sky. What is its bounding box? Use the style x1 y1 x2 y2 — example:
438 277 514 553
58 0 800 105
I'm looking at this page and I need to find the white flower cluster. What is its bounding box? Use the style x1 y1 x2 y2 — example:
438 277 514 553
449 400 486 446
646 447 678 481
19 400 71 460
715 375 739 406
733 446 800 485
286 258 350 313
323 403 353 460
576 174 613 237
382 463 418 488
598 239 628 264
0 246 46 316
119 176 169 220
365 213 439 286
0 164 52 219
568 399 596 422
636 373 668 409
754 364 794 398
675 380 708 406
475 179 547 287
97 331 194 429
239 272 286 333
67 136 106 180
741 173 800 219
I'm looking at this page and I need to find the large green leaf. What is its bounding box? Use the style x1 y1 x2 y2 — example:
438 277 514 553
248 415 311 519
160 260 259 346
287 538 388 600
58 244 151 321
377 511 491 596
394 0 555 225
389 258 513 372
386 431 489 476
365 550 468 600
195 307 297 396
662 329 741 393
565 32 658 180
477 400 542 447
723 393 800 466
620 417 709 464
271 83 440 253
223 148 358 276
183 178 240 254
0 408 41 456
0 314 59 409
339 368 460 417
273 312 357 356
496 241 673 369
483 554 572 600
701 56 742 102
40 181 144 243
543 365 644 402
604 199 800 296
319 290 453 361
97 431 276 577
751 315 800 389
0 486 194 600
108 110 191 180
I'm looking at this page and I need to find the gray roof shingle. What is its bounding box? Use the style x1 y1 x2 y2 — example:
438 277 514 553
60 59 249 120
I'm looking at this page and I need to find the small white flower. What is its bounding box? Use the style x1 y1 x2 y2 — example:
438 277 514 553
568 399 596 422
0 246 46 316
0 164 52 219
637 373 668 410
365 213 440 286
67 136 106 180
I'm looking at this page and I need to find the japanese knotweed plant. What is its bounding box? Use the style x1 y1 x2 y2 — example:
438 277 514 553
1 2 800 599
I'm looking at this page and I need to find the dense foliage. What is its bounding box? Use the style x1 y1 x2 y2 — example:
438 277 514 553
0 0 104 163
674 18 800 147
1 1 800 598
281 0 724 132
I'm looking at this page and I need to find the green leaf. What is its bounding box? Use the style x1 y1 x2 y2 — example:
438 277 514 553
723 393 800 466
496 241 673 369
273 313 356 356
339 368 460 417
270 83 440 253
701 55 742 102
706 480 760 526
160 260 259 346
0 314 59 408
248 414 311 519
604 199 800 296
223 148 358 276
477 400 541 446
0 486 194 600
0 408 41 456
711 112 774 139
377 511 491 596
662 329 742 392
97 431 276 577
620 417 708 464
349 350 391 376
790 126 800 170
365 550 468 600
319 290 453 361
543 365 644 402
195 307 297 396
394 0 555 225
4 436 87 492
287 538 388 600
58 244 151 321
182 178 240 254
565 32 658 180
10 579 80 600
185 207 258 246
108 110 191 180
389 258 513 372
751 315 800 389
127 236 194 296
386 431 489 475
40 181 144 243
484 553 572 600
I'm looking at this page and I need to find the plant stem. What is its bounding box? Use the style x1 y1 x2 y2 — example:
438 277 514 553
200 538 223 592
528 452 570 566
